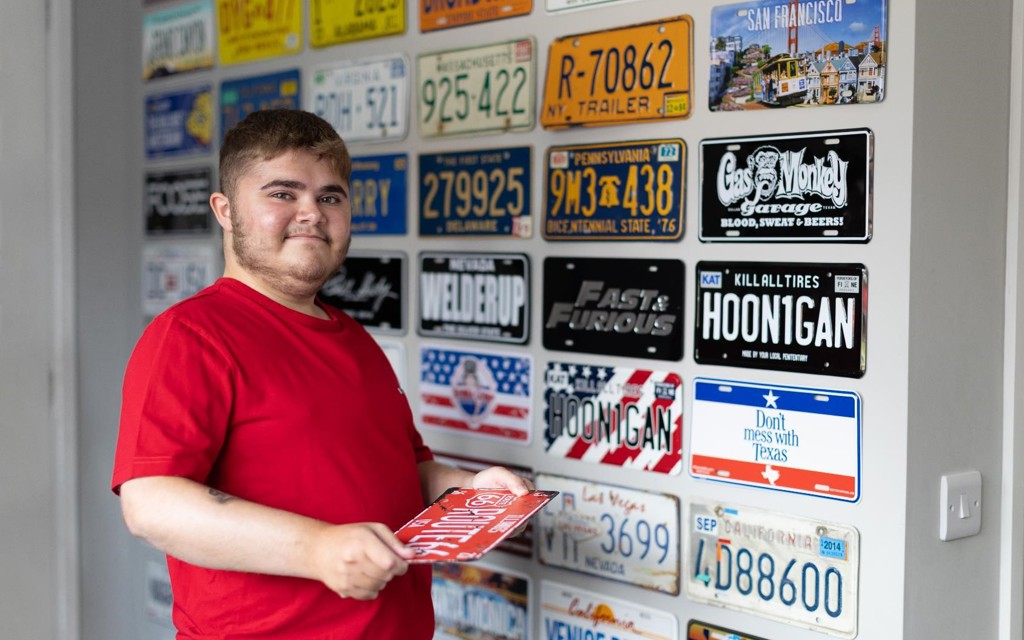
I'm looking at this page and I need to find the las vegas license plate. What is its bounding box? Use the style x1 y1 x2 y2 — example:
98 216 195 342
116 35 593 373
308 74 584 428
544 140 685 241
541 16 692 129
537 473 680 594
310 55 409 143
685 500 859 638
417 38 535 137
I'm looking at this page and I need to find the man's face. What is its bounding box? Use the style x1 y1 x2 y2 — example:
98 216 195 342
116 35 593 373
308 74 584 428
225 149 351 298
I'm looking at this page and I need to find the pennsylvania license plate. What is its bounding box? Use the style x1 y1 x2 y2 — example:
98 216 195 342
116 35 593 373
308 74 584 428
310 0 405 47
310 55 409 143
544 139 685 240
537 474 680 594
541 16 692 128
420 0 532 32
418 38 535 137
685 500 859 638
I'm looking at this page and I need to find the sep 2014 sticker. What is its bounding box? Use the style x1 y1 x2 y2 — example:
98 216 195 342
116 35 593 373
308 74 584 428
544 139 685 241
419 345 532 444
544 362 682 475
709 0 888 111
542 581 679 640
216 0 301 66
145 167 212 235
700 129 873 242
310 55 409 143
145 86 212 159
420 0 531 32
319 251 405 334
310 0 405 47
433 562 530 640
694 262 868 377
543 257 683 361
351 154 408 235
142 0 214 80
690 378 861 501
220 69 300 136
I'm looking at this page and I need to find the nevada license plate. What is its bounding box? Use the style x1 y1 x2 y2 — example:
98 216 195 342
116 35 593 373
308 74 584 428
685 500 859 638
310 55 409 143
541 16 692 128
544 139 685 240
417 38 535 137
537 474 680 594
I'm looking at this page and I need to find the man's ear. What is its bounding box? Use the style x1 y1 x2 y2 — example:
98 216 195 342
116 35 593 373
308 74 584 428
210 192 233 232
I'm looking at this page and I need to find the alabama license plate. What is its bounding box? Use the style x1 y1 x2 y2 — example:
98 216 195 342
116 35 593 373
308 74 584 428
544 139 685 240
310 55 409 143
685 500 859 638
417 38 535 137
541 16 692 128
310 0 405 47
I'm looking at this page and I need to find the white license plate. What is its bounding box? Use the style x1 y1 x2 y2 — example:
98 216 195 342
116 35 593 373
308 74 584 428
310 54 409 143
537 474 679 594
685 500 859 638
417 38 535 138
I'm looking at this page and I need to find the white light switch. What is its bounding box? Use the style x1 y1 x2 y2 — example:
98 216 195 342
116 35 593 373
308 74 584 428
940 470 982 541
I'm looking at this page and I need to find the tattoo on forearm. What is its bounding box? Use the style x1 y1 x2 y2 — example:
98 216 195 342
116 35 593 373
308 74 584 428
208 488 235 504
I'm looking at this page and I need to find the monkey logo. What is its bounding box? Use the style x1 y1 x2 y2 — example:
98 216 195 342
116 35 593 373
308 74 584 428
747 145 781 205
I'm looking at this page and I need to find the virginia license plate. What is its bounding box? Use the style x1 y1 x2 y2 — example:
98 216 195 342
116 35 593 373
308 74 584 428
417 38 535 137
685 500 859 638
310 0 405 47
419 0 532 32
541 16 692 128
544 139 685 240
537 474 680 594
311 55 409 143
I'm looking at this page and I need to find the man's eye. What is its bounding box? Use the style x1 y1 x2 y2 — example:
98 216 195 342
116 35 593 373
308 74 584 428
320 195 343 204
270 192 294 200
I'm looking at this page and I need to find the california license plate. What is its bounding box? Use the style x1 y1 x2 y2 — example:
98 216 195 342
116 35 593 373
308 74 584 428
685 500 859 638
310 55 409 143
417 38 535 137
544 139 685 240
541 16 692 128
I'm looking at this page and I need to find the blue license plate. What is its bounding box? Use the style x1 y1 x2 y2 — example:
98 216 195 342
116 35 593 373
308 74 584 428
220 69 301 136
350 154 408 235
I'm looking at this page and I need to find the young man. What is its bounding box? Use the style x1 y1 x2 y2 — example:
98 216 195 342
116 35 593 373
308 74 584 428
112 109 531 639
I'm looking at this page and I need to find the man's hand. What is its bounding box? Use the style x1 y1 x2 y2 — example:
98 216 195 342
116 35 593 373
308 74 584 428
471 466 535 495
307 523 417 600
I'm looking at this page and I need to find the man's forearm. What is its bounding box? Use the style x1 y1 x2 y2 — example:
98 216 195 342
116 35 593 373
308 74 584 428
417 460 476 504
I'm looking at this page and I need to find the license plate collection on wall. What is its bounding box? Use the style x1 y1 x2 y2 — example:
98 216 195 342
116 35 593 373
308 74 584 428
141 0 889 635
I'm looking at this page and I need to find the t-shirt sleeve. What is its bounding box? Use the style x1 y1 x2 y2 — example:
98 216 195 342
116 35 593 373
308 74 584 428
111 314 234 494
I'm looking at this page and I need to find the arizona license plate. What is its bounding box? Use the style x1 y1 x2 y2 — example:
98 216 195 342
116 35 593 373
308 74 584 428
537 473 680 594
417 38 535 137
685 500 859 638
310 0 405 47
541 16 692 128
310 55 409 143
544 139 685 240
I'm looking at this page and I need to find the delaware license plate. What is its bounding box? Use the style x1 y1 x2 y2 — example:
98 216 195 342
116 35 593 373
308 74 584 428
311 55 409 143
541 16 692 128
544 139 685 240
417 38 535 137
310 0 405 47
685 500 859 638
537 474 680 594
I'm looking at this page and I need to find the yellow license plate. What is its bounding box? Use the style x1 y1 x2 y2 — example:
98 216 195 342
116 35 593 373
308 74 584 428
311 0 405 47
419 0 532 32
541 15 692 129
216 0 302 66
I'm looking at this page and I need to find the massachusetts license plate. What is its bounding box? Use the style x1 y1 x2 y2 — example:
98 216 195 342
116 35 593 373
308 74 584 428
544 139 685 241
694 262 868 377
310 0 405 47
420 0 532 32
541 16 692 128
537 474 680 594
685 500 859 638
700 129 873 242
310 55 409 143
419 147 532 237
417 38 535 137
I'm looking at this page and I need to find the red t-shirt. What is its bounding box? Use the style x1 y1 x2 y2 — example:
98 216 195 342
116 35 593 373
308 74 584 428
112 278 434 639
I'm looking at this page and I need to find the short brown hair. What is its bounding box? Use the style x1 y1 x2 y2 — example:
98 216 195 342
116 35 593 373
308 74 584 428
219 109 351 198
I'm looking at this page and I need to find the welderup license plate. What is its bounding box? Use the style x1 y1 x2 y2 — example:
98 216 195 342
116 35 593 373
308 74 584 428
694 262 867 377
541 16 692 128
685 500 859 638
544 140 685 241
310 55 409 143
417 38 535 137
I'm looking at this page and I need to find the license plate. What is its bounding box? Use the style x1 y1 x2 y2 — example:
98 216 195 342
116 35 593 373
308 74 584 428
142 244 216 317
319 251 405 333
145 167 212 235
216 0 301 65
420 0 532 32
310 0 405 47
544 139 685 240
350 154 408 235
144 86 212 159
686 620 766 640
542 581 679 640
142 0 215 81
221 69 300 135
685 500 859 638
700 129 873 242
433 562 530 640
546 0 636 12
541 16 692 128
417 38 535 137
694 262 868 377
311 55 409 143
537 474 680 594
419 147 532 237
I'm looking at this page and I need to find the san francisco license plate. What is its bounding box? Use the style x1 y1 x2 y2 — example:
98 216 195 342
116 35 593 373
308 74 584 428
544 139 685 240
310 0 405 47
541 16 692 128
418 38 535 137
420 0 531 32
537 473 680 594
311 55 409 143
685 500 859 638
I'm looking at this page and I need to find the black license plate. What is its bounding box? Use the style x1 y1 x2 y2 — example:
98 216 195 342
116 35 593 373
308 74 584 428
319 252 405 333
